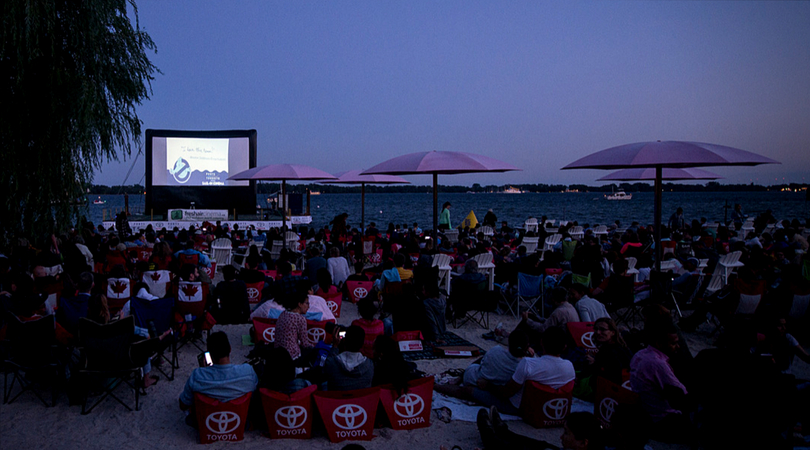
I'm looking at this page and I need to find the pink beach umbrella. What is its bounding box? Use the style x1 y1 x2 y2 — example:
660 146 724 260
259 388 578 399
229 164 337 246
318 170 410 231
597 167 723 181
562 141 779 271
361 151 520 239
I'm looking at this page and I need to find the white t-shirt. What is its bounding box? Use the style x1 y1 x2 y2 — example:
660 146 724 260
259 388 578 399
575 296 610 322
510 355 575 409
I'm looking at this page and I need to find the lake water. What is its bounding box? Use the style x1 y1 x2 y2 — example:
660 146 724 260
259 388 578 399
87 191 809 230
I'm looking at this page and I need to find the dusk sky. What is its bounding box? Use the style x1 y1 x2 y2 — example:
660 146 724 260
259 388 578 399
96 1 810 187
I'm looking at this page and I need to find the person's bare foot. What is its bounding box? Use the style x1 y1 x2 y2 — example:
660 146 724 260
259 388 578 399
142 374 159 388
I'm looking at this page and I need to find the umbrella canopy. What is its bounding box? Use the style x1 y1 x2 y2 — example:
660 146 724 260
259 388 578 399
362 151 520 239
562 141 778 274
229 164 337 246
319 170 410 230
324 170 410 185
362 151 519 175
563 141 779 170
597 167 723 181
229 164 337 181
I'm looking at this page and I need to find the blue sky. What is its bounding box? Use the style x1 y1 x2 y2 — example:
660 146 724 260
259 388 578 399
96 1 810 187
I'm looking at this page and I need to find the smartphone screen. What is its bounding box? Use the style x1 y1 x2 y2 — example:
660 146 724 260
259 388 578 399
339 331 347 338
198 351 213 367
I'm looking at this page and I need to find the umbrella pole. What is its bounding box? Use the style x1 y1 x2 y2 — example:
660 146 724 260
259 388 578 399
361 182 365 232
654 166 662 273
282 179 287 249
433 173 438 243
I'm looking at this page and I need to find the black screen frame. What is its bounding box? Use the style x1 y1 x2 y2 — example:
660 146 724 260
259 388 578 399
145 129 257 216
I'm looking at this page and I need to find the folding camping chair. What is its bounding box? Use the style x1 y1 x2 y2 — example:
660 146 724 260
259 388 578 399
511 273 543 318
77 316 150 414
3 313 60 406
451 278 496 329
174 281 210 352
130 296 177 380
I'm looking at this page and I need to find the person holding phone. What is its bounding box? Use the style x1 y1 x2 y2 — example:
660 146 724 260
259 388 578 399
179 332 258 425
322 325 374 391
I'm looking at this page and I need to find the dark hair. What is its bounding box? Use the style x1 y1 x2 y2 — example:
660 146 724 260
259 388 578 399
569 283 587 296
508 329 530 358
541 327 568 356
651 322 679 346
613 258 628 274
278 261 292 276
565 412 603 448
393 253 405 268
282 280 310 311
222 265 237 281
550 287 568 304
341 325 365 353
594 317 626 347
179 263 197 281
373 334 402 361
316 268 333 290
207 331 231 361
87 293 110 324
357 299 377 321
340 444 367 450
78 272 94 292
246 254 261 269
109 264 127 279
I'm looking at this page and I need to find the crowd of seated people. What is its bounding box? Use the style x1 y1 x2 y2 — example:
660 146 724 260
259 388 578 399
1 209 808 446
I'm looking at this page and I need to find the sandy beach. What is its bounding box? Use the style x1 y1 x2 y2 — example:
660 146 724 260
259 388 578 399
3 293 807 450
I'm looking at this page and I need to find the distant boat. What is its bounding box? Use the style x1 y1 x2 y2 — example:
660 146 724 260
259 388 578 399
606 191 632 201
93 196 106 205
503 186 524 194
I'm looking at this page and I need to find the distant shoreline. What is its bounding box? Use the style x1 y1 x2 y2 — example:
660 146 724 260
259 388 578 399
88 182 809 196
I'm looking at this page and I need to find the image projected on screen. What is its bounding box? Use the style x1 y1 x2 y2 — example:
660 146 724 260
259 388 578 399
166 138 230 186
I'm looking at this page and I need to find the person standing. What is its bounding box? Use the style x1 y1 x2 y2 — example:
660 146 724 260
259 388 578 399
439 202 452 230
730 203 746 230
668 207 685 231
330 213 348 246
483 209 497 227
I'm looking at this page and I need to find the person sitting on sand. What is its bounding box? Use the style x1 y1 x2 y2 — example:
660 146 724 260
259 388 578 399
434 330 531 405
351 299 385 358
273 285 319 366
326 246 352 287
462 328 574 417
370 335 421 391
179 332 258 425
420 281 446 342
498 327 576 415
568 283 609 322
580 317 632 398
323 325 374 391
174 239 211 268
393 253 413 281
211 265 251 324
629 323 693 443
496 288 579 349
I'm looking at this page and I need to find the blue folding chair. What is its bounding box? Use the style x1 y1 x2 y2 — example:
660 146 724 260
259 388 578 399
130 296 177 381
516 273 544 317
